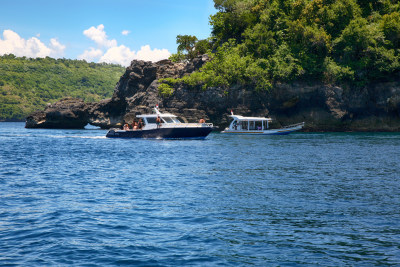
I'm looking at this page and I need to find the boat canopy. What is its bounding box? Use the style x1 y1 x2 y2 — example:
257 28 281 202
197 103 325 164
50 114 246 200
137 106 178 119
229 115 272 122
137 113 178 118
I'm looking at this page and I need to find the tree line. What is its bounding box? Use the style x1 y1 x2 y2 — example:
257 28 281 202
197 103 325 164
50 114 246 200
160 0 400 96
0 55 124 120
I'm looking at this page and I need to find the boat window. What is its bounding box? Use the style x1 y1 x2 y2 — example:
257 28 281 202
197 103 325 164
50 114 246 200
172 118 181 123
146 117 157 124
255 121 262 130
232 120 238 129
263 120 268 129
162 117 174 123
241 121 248 130
249 121 256 130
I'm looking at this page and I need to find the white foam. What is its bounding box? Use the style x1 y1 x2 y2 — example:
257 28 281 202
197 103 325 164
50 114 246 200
44 135 106 139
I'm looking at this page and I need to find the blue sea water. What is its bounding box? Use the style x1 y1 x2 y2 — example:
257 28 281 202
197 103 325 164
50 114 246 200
0 122 399 266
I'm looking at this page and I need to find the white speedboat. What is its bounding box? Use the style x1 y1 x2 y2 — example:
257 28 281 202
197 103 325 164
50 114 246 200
222 113 304 135
106 107 213 139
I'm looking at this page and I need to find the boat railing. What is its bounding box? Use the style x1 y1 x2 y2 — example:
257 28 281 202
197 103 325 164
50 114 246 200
148 122 213 128
281 122 305 129
168 123 213 128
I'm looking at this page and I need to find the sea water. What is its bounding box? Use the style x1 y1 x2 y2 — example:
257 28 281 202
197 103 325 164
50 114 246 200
0 122 399 266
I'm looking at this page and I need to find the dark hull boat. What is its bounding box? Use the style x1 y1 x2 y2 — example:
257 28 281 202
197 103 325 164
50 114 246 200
106 127 212 139
106 107 213 139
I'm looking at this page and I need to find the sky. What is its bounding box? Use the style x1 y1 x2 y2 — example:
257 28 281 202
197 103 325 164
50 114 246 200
0 0 217 66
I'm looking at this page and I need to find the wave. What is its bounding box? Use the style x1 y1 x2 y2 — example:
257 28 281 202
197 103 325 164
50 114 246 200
1 133 106 139
47 135 107 139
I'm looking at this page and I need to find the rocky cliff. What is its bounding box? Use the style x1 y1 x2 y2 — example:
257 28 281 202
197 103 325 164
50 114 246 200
26 56 400 131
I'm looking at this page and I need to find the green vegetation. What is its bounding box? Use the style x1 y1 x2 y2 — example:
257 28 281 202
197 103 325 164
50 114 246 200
164 0 400 93
170 35 213 62
0 55 124 120
158 82 175 97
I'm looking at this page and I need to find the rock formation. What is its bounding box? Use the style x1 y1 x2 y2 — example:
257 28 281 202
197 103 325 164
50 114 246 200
25 55 400 131
25 98 92 129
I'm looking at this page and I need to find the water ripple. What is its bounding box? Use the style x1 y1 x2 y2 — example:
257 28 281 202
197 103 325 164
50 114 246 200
0 123 399 265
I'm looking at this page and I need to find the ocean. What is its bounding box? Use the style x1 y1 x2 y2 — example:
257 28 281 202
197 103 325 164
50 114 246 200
1 122 399 266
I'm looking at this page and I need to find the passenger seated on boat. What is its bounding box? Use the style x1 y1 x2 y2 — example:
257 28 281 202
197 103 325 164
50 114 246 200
258 126 262 130
156 115 162 128
199 118 205 123
138 119 144 130
123 123 129 131
133 121 139 130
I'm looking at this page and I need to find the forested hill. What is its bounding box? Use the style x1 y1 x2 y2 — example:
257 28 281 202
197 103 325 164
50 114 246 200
163 0 400 93
0 55 125 121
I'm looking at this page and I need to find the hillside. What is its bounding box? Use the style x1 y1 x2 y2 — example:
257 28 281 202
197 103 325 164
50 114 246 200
0 55 125 121
162 0 400 93
24 0 400 131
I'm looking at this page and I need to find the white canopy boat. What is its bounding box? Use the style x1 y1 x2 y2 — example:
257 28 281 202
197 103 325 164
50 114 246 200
222 113 304 135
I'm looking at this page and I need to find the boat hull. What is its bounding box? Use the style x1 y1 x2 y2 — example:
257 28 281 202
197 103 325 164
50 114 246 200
106 127 213 139
222 124 303 135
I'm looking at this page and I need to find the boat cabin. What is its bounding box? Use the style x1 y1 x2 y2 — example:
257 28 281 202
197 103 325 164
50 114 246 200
227 115 272 132
137 113 181 125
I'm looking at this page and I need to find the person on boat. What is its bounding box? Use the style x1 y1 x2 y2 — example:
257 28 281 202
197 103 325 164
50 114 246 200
199 118 205 123
123 123 129 131
156 115 162 129
138 119 144 130
233 120 238 130
133 121 139 130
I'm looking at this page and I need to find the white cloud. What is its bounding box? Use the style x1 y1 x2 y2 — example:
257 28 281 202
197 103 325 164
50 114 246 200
49 38 66 57
81 25 171 66
83 24 117 48
121 30 130 36
98 45 171 66
99 45 135 66
0 29 65 58
135 45 171 62
77 47 103 62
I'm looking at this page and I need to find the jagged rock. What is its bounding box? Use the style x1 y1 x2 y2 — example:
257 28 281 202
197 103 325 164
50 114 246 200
25 98 91 129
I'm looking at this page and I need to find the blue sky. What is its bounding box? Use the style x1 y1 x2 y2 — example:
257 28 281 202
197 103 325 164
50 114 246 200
0 0 217 66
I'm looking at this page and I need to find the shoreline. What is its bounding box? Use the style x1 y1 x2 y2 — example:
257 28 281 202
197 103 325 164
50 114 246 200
3 121 400 133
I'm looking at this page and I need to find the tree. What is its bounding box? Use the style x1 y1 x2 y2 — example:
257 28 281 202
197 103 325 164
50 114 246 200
381 12 400 48
163 0 400 91
176 35 198 60
169 51 186 63
195 39 212 55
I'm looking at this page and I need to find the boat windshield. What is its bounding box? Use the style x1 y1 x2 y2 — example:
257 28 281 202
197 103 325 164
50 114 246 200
144 116 181 124
162 117 175 123
146 117 157 124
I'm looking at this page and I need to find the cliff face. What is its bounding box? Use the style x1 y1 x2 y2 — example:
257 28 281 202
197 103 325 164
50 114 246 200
25 57 400 131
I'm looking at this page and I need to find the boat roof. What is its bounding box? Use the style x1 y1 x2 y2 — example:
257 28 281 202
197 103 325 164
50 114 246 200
230 115 272 121
137 112 177 118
